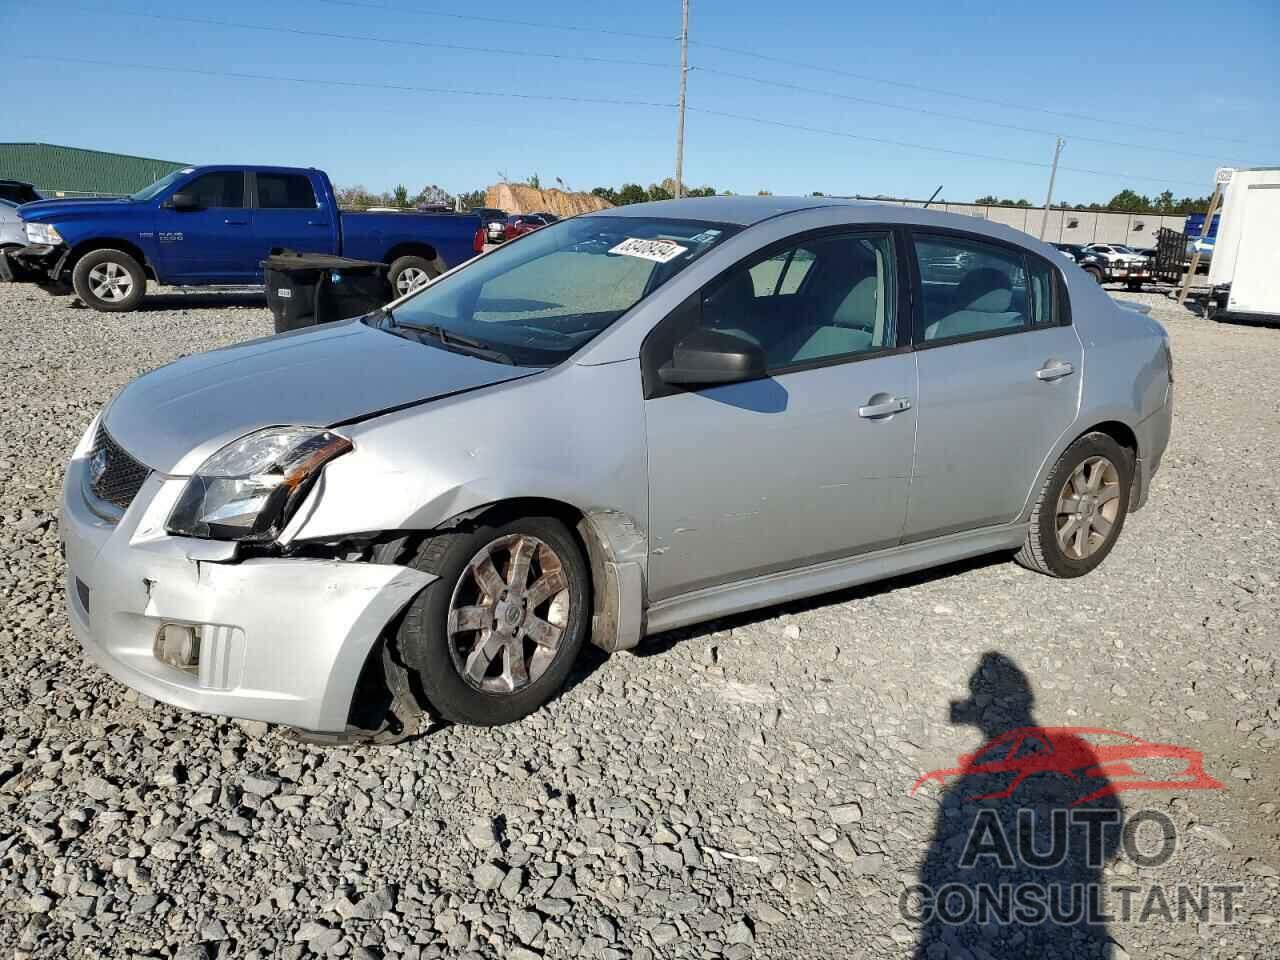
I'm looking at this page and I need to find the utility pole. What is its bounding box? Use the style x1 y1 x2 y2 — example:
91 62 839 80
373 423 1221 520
674 0 689 199
1177 168 1231 306
1038 136 1064 240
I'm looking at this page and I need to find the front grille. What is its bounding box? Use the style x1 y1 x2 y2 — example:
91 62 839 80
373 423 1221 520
88 423 151 511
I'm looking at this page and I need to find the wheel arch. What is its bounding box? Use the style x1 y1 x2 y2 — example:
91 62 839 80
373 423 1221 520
421 496 646 654
1020 415 1144 524
385 242 441 268
66 237 156 281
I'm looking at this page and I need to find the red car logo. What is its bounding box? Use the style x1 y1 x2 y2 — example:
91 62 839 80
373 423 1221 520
911 727 1223 806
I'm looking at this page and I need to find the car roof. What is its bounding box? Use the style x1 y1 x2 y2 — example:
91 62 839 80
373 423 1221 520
589 195 878 226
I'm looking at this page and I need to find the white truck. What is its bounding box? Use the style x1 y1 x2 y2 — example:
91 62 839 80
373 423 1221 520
1208 166 1280 325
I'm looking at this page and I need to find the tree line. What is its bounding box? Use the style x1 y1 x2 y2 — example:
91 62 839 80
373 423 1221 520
337 178 1214 217
974 189 1214 215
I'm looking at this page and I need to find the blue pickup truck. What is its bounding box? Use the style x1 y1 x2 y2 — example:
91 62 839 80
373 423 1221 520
3 165 483 312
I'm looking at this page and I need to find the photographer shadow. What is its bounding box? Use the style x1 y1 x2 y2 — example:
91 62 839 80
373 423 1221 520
912 652 1124 959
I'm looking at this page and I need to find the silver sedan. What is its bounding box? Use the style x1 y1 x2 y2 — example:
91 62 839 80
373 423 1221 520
61 197 1173 733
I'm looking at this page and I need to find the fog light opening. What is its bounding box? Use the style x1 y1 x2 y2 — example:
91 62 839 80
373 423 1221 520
154 623 201 672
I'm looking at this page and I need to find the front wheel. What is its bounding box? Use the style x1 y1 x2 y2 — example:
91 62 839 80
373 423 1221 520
384 515 591 726
1083 266 1104 285
388 255 440 298
1016 433 1132 578
72 249 147 312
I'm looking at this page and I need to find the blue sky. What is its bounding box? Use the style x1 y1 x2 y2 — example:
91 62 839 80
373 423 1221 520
4 0 1277 203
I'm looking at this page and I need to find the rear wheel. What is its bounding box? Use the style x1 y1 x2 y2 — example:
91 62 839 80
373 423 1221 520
1083 265 1104 285
1016 433 1132 578
384 515 590 726
388 255 440 298
72 249 147 312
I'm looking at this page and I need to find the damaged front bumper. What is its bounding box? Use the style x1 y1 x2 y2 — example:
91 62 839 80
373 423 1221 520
60 422 435 732
0 243 66 285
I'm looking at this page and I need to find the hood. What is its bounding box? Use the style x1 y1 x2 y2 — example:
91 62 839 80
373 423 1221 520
18 197 129 220
103 319 539 474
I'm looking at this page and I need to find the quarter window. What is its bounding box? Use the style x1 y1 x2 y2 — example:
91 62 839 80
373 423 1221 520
183 172 244 209
700 233 897 369
257 173 318 209
914 237 1029 341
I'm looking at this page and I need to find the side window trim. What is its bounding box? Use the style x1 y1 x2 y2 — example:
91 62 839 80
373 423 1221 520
906 227 1071 349
641 224 909 400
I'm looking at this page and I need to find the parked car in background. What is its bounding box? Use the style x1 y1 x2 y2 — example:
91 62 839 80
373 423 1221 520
61 197 1171 734
1052 243 1087 262
471 207 508 244
2 165 484 310
0 179 42 205
0 199 28 254
1080 243 1152 290
534 211 561 223
504 213 551 240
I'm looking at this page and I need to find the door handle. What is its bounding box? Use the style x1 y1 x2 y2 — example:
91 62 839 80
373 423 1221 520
1036 360 1075 381
223 218 248 225
858 396 912 419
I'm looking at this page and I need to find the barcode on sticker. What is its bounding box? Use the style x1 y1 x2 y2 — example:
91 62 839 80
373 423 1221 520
609 237 688 263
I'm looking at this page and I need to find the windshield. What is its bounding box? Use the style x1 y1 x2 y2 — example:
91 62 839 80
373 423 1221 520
129 170 190 201
376 215 740 365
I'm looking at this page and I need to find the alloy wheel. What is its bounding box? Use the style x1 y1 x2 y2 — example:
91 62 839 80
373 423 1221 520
87 262 134 303
1055 455 1122 560
396 266 430 296
447 534 572 694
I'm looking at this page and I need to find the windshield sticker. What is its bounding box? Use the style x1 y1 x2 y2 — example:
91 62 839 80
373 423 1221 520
609 237 688 263
688 229 722 244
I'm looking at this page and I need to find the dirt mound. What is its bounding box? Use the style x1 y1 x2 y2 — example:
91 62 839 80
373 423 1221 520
485 183 612 217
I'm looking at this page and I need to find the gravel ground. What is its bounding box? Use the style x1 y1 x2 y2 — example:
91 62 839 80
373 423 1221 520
1 281 1277 960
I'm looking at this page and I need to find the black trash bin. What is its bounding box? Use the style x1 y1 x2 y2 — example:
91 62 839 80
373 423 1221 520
262 250 390 334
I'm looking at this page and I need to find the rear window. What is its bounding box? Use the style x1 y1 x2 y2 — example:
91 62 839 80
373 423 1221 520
257 174 317 209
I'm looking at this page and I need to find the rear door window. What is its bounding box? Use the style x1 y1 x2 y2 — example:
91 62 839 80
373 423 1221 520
913 236 1031 342
256 173 318 209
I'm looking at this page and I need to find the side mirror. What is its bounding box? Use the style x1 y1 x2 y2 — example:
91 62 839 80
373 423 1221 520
169 192 199 211
659 328 767 387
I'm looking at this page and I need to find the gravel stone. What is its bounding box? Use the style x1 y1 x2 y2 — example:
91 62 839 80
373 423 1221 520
0 286 1276 959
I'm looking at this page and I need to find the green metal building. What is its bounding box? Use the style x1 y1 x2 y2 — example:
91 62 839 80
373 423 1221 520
0 143 188 198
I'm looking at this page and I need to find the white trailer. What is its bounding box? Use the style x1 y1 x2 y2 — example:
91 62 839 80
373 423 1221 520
1208 166 1280 324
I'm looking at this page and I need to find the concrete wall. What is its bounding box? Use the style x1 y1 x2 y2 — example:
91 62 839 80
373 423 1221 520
866 198 1187 248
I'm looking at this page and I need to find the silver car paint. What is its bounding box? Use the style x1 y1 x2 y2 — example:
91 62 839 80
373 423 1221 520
103 319 538 475
0 201 26 248
63 197 1172 732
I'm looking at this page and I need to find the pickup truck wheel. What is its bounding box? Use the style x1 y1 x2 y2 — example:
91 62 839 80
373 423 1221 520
389 255 439 298
72 249 147 312
1083 265 1104 285
384 515 591 726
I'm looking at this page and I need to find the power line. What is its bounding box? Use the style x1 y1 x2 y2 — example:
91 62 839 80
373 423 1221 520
45 3 678 69
311 0 674 40
17 56 678 108
689 39 1272 151
687 107 1209 188
17 54 1211 191
693 65 1236 164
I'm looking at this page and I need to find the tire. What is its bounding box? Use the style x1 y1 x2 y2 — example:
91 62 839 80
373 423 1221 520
1126 281 1143 291
1083 266 1103 285
383 514 591 726
1015 432 1133 578
71 249 147 312
388 255 440 298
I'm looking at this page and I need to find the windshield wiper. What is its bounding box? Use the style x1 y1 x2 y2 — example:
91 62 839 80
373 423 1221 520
393 320 517 365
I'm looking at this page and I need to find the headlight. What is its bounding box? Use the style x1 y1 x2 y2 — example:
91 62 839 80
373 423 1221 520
24 222 63 245
166 427 352 541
